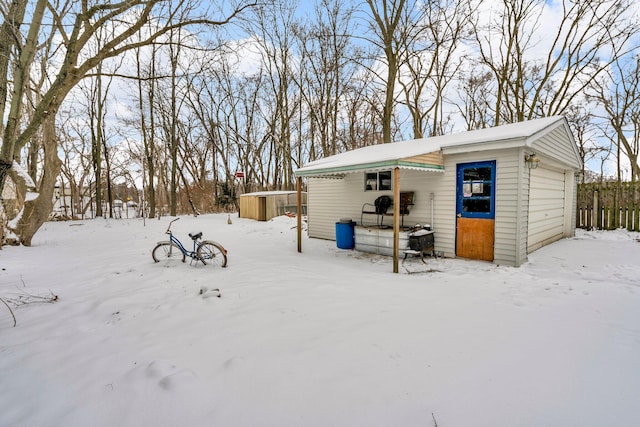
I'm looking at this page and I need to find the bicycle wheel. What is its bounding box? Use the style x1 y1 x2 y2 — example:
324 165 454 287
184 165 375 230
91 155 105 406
197 241 227 268
152 242 186 265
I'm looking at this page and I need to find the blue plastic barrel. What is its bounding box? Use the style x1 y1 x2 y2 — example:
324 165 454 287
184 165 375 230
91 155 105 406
335 220 355 249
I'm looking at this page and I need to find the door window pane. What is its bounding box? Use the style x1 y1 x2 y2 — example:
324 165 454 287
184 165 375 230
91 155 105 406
462 198 491 213
461 165 493 215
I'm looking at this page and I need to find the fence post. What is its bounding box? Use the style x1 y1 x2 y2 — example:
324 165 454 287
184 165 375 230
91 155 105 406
577 182 640 232
615 184 620 229
593 190 599 230
635 182 640 232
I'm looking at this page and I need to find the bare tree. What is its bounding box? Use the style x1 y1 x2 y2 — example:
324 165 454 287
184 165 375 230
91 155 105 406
563 105 602 183
472 0 639 125
456 69 495 130
362 0 410 143
590 54 640 182
0 0 254 245
293 0 361 159
88 58 123 218
250 0 301 189
58 98 99 219
340 72 386 148
397 0 472 138
132 36 159 218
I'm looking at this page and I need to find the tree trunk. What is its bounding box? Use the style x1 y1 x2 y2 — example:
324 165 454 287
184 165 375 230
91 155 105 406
365 0 406 144
0 159 11 195
92 94 103 217
168 27 182 216
0 0 45 192
11 115 61 246
137 44 156 219
103 138 114 218
147 45 158 219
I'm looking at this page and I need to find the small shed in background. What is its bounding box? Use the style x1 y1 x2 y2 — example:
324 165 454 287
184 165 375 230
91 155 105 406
239 191 307 221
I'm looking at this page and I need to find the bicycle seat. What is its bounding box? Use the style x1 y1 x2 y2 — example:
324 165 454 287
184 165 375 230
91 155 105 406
188 232 203 241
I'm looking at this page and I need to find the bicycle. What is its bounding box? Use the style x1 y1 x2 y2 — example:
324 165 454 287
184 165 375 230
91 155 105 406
152 218 228 268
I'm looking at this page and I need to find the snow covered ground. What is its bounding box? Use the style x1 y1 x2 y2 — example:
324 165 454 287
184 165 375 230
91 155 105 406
1 214 639 427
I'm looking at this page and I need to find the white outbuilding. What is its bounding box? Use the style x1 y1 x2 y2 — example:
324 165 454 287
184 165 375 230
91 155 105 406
294 116 582 271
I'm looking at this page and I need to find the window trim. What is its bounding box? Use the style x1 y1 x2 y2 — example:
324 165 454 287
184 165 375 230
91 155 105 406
456 161 496 219
364 170 392 191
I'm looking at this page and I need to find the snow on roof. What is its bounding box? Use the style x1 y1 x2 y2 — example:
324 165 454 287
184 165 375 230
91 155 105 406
296 116 567 177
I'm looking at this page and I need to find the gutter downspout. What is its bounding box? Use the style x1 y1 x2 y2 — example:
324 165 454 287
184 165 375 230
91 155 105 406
430 192 434 228
297 176 302 253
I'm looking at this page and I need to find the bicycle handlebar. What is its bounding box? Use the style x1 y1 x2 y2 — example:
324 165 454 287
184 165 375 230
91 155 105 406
166 217 180 233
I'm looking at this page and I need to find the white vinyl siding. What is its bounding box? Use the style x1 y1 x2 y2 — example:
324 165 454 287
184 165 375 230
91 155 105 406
494 150 529 267
307 178 347 240
307 171 444 244
431 157 458 258
441 149 524 266
393 170 444 230
531 126 581 169
527 166 566 252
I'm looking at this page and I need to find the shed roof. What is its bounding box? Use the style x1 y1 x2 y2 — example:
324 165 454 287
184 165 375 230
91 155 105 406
295 116 579 177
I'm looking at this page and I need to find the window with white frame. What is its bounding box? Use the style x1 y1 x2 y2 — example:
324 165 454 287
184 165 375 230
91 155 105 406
364 171 392 191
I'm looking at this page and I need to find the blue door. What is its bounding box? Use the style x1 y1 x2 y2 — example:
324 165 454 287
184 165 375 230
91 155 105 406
456 161 496 261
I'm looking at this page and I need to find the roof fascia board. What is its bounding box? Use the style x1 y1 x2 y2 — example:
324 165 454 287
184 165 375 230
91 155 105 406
560 118 584 169
523 117 564 145
527 117 583 169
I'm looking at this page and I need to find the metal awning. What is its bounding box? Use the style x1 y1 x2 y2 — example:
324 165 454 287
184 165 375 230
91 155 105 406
295 152 445 178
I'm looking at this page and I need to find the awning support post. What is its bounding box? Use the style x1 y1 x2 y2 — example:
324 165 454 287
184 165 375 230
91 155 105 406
393 167 400 273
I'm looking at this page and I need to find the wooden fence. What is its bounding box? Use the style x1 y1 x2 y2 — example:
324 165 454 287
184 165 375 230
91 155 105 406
576 182 640 231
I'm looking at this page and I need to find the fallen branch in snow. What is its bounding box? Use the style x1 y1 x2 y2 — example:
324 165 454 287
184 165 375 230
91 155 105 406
0 297 16 327
6 287 59 307
432 412 438 427
402 263 442 274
